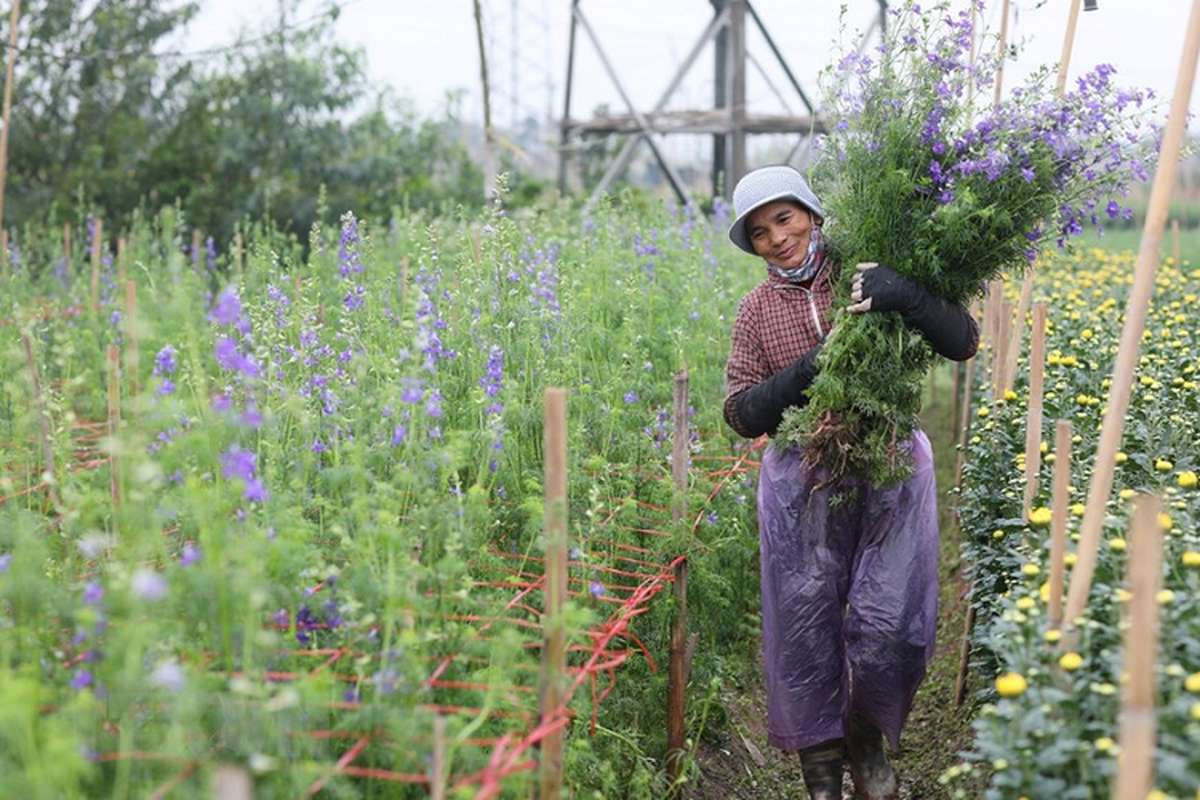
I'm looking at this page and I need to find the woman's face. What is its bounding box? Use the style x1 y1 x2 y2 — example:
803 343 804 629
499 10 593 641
745 200 816 269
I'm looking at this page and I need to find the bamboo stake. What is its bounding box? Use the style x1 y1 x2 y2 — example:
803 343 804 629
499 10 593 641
1022 304 1047 512
90 218 103 319
1111 494 1165 800
666 369 690 785
991 299 1011 401
1002 275 1034 395
1055 0 1085 95
1172 219 1181 267
212 764 254 800
124 280 139 398
429 715 447 800
1047 420 1072 632
21 330 60 512
539 388 568 800
191 229 202 268
0 0 21 230
992 0 1010 107
953 603 976 708
107 345 121 511
1063 0 1200 645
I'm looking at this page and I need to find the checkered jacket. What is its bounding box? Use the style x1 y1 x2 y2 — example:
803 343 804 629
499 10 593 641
723 261 837 438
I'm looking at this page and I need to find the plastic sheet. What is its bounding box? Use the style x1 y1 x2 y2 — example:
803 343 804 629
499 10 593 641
757 432 939 751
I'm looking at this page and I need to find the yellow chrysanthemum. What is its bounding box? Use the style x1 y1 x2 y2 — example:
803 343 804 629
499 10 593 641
1157 589 1176 605
1182 551 1200 568
1021 563 1041 577
1155 458 1174 472
1158 512 1174 531
1177 470 1198 489
1059 652 1083 671
1043 628 1061 643
995 672 1028 698
1028 507 1052 527
1184 672 1200 693
1108 538 1127 552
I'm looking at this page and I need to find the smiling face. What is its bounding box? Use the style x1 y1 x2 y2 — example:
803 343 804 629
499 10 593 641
745 200 817 269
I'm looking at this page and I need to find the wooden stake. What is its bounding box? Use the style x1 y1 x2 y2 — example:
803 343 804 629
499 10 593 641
90 219 103 318
1111 494 1165 800
1022 304 1047 512
666 369 690 785
430 715 447 800
1047 420 1072 632
1055 0 1085 94
991 299 1011 401
1003 275 1034 395
1172 219 1181 267
124 280 139 398
0 0 21 230
212 764 254 800
191 229 202 268
1063 0 1200 646
539 388 568 800
21 330 60 512
107 345 121 511
992 0 1011 107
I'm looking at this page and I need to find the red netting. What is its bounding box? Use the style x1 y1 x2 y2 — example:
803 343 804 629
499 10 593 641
2 408 766 796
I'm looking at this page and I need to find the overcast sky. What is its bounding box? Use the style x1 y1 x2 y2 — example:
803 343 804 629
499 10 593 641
186 1 1197 133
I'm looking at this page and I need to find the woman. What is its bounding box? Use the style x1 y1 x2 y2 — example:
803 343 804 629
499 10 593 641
722 165 977 799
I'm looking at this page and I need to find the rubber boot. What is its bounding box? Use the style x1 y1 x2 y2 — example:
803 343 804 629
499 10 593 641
846 712 898 800
798 738 846 800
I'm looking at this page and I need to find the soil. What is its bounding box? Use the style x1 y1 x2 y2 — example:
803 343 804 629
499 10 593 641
689 369 981 799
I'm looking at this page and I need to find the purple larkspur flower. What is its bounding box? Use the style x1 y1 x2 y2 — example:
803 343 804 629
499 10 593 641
151 659 186 692
131 569 168 601
220 447 257 482
179 543 202 566
0 554 11 573
83 581 104 605
391 424 408 446
589 581 606 598
623 391 639 405
71 669 94 690
210 289 242 326
243 478 270 503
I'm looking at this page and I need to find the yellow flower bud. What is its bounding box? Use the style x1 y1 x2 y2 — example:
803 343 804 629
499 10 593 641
1059 652 1083 671
995 671 1028 698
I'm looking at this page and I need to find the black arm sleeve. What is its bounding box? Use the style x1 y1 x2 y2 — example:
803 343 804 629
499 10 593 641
901 293 979 361
731 346 821 438
859 265 979 361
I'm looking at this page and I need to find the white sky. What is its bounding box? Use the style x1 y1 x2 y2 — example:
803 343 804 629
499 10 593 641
185 0 1198 143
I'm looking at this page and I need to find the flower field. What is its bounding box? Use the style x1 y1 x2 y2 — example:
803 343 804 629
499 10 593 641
0 200 768 797
2 194 1198 798
952 244 1200 798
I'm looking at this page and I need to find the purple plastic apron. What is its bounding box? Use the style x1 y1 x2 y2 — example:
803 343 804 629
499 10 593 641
757 431 939 751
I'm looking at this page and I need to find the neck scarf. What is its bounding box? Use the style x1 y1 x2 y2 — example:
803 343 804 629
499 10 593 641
767 224 825 284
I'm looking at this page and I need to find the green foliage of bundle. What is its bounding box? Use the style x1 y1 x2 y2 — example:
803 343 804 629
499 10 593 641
776 0 1159 484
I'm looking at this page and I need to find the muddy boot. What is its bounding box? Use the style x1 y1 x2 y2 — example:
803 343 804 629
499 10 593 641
846 713 897 799
799 738 846 800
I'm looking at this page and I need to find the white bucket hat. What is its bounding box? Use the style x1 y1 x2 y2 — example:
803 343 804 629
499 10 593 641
728 166 825 255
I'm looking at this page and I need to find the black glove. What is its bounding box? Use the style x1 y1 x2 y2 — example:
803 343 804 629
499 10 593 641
732 345 822 438
847 263 978 361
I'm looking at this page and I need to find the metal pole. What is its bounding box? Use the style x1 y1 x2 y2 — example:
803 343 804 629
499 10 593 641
557 0 580 194
730 0 747 185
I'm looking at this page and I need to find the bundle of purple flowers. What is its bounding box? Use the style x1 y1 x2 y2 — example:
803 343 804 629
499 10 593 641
778 0 1161 483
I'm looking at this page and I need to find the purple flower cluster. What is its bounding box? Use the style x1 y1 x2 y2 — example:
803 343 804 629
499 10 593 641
221 444 269 502
153 345 178 395
480 345 505 471
70 580 107 693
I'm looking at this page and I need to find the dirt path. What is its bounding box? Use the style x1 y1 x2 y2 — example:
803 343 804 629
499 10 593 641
692 367 978 798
